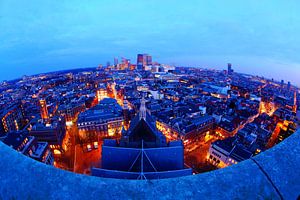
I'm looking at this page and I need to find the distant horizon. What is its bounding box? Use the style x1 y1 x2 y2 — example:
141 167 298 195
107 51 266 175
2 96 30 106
1 59 299 88
1 1 300 86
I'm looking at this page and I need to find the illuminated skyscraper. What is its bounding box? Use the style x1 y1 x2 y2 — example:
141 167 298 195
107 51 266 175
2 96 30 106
137 54 152 71
121 57 130 70
39 99 49 120
129 64 136 71
137 54 144 70
146 55 152 66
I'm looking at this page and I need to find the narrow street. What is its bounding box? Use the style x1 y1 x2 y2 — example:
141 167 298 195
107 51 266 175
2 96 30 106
266 122 282 148
73 141 102 175
184 136 218 174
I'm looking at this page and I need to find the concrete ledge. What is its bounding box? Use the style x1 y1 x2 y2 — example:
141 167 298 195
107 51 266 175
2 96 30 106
253 130 300 200
1 131 300 199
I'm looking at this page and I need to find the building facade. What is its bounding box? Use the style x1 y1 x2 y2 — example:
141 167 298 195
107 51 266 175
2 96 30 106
0 103 25 135
77 98 124 141
3 130 54 165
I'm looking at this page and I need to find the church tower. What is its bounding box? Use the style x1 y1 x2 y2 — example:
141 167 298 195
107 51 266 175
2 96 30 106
139 96 147 120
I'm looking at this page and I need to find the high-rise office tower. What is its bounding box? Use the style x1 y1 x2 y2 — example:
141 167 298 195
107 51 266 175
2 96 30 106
146 54 152 66
121 58 130 70
137 54 144 70
137 54 152 71
287 81 291 91
227 63 233 75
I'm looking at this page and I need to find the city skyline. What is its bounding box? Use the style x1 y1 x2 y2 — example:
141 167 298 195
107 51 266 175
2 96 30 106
1 1 300 198
1 59 298 182
1 0 300 85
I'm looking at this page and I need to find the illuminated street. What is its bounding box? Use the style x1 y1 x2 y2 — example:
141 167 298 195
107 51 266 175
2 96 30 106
267 122 283 149
184 137 218 173
74 141 102 175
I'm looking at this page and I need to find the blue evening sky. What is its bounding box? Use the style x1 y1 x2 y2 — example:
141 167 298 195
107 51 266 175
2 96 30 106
0 0 300 85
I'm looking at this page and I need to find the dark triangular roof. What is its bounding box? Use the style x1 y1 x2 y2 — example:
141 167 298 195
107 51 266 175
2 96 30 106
126 112 165 141
121 111 167 148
